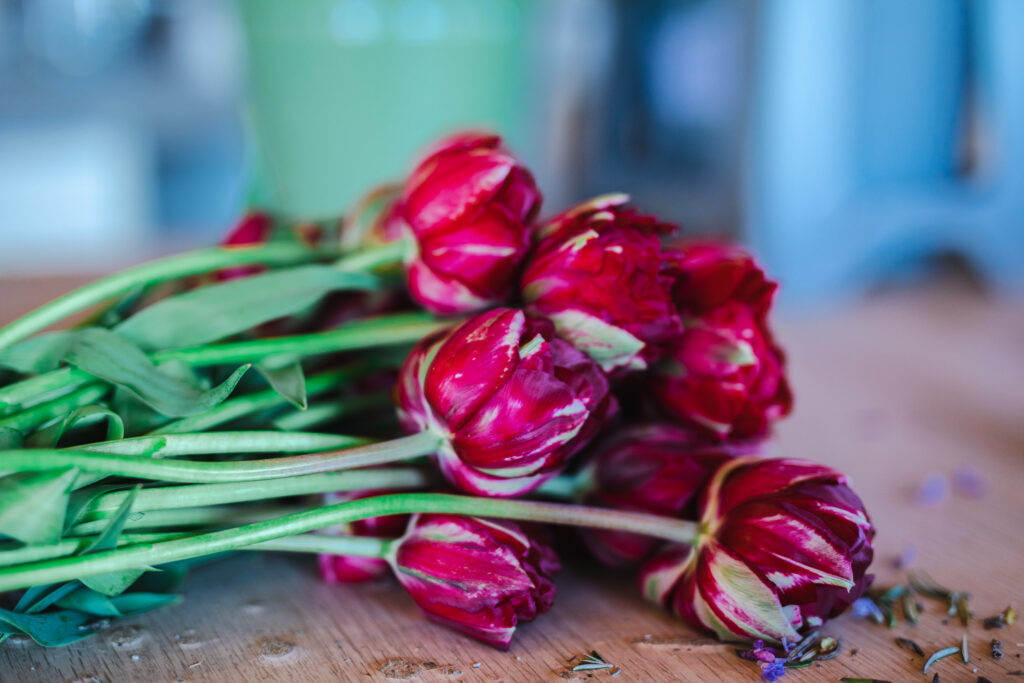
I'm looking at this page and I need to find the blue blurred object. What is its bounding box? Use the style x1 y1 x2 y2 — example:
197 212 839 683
747 0 1024 304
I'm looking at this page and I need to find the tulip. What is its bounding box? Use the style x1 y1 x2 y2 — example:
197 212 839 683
391 514 559 649
395 308 615 497
317 490 410 583
216 211 275 281
639 457 874 643
652 243 792 439
580 424 753 567
521 194 680 371
387 132 541 315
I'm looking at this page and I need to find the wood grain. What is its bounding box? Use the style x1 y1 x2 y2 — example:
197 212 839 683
1 277 1022 682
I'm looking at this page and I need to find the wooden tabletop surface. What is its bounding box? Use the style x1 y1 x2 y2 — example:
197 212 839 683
1 276 1022 682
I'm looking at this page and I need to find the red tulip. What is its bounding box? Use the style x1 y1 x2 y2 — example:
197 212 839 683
317 490 410 583
639 457 874 643
521 195 680 371
652 243 792 439
391 514 559 649
395 308 615 497
581 424 755 567
216 211 274 281
388 132 541 315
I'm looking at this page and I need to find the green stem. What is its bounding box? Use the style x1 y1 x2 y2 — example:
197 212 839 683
0 431 441 482
0 493 698 591
0 383 108 433
149 313 446 367
272 392 391 431
72 430 369 458
0 244 322 352
0 532 194 568
250 533 393 558
78 467 434 519
150 365 372 434
0 368 93 414
68 505 303 537
334 238 409 272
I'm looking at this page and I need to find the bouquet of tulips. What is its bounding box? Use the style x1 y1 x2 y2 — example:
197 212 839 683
0 132 873 653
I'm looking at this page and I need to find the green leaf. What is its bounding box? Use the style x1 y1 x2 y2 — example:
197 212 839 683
255 356 307 409
14 581 80 614
0 607 97 646
0 330 78 374
0 427 22 449
115 264 378 351
0 467 79 544
63 329 250 417
26 404 125 448
55 586 122 617
110 591 180 615
79 486 147 596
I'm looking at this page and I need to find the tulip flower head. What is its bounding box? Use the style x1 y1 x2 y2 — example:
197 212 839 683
653 243 792 439
521 194 681 372
388 132 541 315
639 457 874 643
390 514 560 649
395 308 615 497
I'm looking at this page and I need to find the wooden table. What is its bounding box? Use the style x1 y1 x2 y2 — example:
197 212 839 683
1 276 1022 682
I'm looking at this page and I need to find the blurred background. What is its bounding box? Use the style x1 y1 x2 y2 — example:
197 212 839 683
0 0 1021 305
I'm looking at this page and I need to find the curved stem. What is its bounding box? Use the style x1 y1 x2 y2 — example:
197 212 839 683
0 493 699 592
0 244 322 352
72 430 370 458
0 532 194 568
0 383 108 433
149 313 446 367
334 238 409 271
79 467 434 518
68 505 304 537
250 533 393 558
272 392 390 431
0 367 93 414
0 431 442 482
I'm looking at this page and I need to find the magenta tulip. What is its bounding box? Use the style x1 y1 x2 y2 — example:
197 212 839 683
395 308 615 497
391 514 559 649
639 457 874 643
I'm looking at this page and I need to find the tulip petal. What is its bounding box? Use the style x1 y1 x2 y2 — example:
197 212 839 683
693 543 801 643
425 309 524 431
451 367 587 471
544 309 647 371
404 152 514 235
707 457 846 519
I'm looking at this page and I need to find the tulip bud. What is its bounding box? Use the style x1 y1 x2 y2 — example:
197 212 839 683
391 514 559 649
581 424 754 567
652 243 792 439
395 308 615 497
216 211 275 281
521 195 681 372
317 490 410 583
639 457 874 643
388 132 541 315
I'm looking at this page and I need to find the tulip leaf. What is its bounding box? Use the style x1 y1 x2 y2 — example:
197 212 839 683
78 486 148 596
0 427 22 449
14 581 80 614
0 607 98 646
26 404 125 448
55 586 123 617
110 591 181 615
255 356 307 409
0 330 79 374
62 328 250 417
0 467 79 545
115 264 379 351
